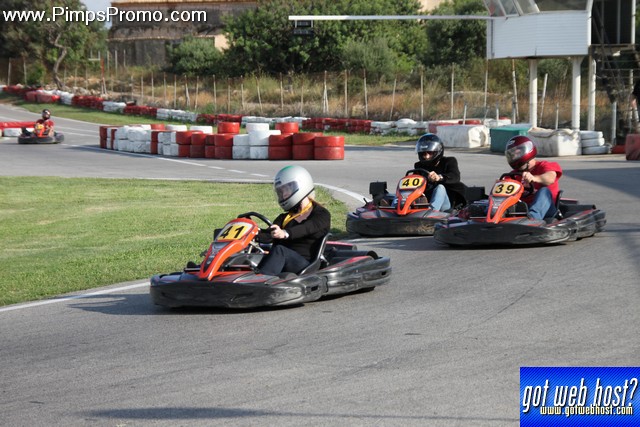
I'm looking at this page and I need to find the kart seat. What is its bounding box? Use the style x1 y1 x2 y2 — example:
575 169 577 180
554 190 564 219
299 233 331 276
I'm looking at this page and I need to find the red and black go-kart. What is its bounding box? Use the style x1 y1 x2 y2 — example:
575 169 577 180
17 123 64 144
150 212 392 309
434 172 606 246
346 168 485 237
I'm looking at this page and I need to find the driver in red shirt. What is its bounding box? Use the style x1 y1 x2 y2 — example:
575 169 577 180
23 109 54 137
35 109 54 136
505 136 563 220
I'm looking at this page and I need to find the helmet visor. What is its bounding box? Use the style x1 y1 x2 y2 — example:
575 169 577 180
275 181 299 205
505 141 534 166
416 140 441 153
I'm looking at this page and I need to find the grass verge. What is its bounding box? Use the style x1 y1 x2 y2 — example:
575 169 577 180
0 177 349 307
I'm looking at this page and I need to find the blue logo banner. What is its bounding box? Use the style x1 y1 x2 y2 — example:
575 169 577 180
520 367 639 427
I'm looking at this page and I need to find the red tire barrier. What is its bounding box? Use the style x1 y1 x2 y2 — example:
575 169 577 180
0 121 36 129
275 122 299 133
314 135 344 147
292 144 314 160
109 128 118 150
268 134 293 147
178 145 190 157
625 134 640 160
150 140 159 155
205 134 216 146
215 146 233 159
205 145 216 158
150 124 166 130
458 119 482 125
191 133 207 146
214 133 235 147
268 145 293 160
217 122 240 134
99 126 109 139
175 130 195 145
190 145 205 158
293 132 322 146
314 146 344 160
150 130 161 143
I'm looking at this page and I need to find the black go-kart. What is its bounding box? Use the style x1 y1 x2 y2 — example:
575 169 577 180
347 169 485 237
18 124 64 145
151 212 392 309
434 173 606 246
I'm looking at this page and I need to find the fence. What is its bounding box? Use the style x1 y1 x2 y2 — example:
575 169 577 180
0 57 617 131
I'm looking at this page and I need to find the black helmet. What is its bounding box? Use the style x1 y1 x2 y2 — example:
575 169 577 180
415 133 444 168
42 109 51 120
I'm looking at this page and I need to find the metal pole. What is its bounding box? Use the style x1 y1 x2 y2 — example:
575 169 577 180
539 73 548 127
571 56 583 130
450 65 455 118
528 59 538 127
611 101 617 146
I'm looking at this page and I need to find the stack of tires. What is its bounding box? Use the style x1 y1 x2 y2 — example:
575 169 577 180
1 121 35 137
98 122 345 161
579 131 609 155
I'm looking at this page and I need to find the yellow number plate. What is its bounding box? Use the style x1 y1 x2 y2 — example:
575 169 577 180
399 176 425 189
216 222 251 241
491 181 522 196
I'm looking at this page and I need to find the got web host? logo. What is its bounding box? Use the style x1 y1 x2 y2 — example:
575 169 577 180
520 367 638 427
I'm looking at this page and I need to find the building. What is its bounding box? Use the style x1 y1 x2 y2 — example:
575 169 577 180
108 0 256 66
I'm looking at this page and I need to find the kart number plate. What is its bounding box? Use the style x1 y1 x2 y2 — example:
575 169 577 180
492 181 522 196
399 176 425 190
216 222 252 241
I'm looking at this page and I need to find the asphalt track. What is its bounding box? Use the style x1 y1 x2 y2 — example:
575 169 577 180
1 103 638 426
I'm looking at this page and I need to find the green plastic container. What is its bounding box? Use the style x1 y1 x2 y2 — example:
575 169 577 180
490 126 530 153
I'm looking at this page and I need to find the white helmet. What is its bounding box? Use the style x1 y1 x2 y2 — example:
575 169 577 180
274 165 314 211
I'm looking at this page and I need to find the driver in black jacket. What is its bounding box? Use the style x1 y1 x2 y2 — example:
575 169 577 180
413 133 467 211
257 165 331 276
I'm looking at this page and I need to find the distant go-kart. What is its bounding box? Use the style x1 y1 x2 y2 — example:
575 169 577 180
346 168 484 237
434 172 606 246
150 211 392 309
18 123 64 144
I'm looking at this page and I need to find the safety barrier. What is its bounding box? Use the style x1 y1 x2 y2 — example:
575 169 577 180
98 123 344 161
625 134 640 161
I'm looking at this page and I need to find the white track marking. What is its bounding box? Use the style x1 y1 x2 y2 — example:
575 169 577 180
0 282 149 313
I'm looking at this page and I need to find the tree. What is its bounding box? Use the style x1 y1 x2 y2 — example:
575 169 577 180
221 0 427 76
0 0 107 88
340 38 408 81
166 37 225 76
421 0 487 67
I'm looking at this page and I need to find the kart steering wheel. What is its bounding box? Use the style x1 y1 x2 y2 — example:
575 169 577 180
236 212 273 227
404 168 436 191
499 172 535 197
405 168 431 177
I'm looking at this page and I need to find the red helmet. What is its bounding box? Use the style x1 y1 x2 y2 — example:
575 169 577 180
505 136 537 169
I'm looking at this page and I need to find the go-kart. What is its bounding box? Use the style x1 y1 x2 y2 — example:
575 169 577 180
150 212 392 309
346 169 484 236
434 172 606 246
17 123 64 144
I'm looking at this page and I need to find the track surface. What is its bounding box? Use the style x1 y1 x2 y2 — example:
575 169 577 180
1 104 638 426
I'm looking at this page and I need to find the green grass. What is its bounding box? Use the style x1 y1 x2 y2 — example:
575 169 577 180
0 177 349 307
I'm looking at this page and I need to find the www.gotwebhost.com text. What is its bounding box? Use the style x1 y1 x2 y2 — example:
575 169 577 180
2 7 207 26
